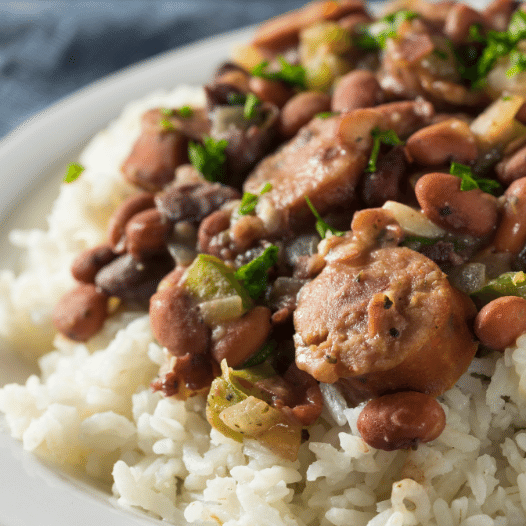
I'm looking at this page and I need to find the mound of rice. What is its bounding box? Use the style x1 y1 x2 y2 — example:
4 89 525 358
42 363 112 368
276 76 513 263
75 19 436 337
2 85 526 526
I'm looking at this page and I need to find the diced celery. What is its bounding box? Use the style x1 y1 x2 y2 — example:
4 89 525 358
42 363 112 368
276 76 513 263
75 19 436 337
206 360 302 460
471 271 526 305
299 22 352 92
184 254 253 310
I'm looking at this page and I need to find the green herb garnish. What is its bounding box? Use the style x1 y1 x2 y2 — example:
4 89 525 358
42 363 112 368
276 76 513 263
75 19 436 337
234 245 279 300
63 163 84 183
188 136 228 183
356 10 418 50
460 11 526 88
243 93 261 120
304 196 345 239
252 56 306 89
316 111 339 119
238 182 272 216
227 92 246 105
366 127 404 173
159 118 175 130
161 108 174 116
450 162 501 194
178 105 194 118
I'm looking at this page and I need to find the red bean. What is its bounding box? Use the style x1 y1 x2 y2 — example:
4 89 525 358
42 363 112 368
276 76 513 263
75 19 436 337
357 391 446 451
52 284 109 342
71 244 117 284
107 192 156 252
125 208 171 259
210 306 272 367
493 178 526 254
415 172 499 238
331 70 382 114
279 91 331 138
405 119 478 166
150 285 210 356
474 296 526 351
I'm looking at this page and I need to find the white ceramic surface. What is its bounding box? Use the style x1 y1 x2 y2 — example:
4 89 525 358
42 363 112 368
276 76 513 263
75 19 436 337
0 1 491 524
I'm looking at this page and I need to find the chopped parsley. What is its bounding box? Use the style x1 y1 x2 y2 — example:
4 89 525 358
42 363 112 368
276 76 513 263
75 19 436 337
159 118 175 130
450 162 501 194
243 93 261 120
355 10 418 50
460 10 526 88
316 111 339 119
188 136 228 183
304 196 345 239
366 127 404 173
63 162 84 183
161 108 174 116
227 92 246 105
234 245 279 300
178 105 194 118
238 182 272 216
252 56 306 90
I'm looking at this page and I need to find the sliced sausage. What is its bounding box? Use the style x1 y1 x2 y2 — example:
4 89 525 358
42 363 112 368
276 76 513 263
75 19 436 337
293 245 477 398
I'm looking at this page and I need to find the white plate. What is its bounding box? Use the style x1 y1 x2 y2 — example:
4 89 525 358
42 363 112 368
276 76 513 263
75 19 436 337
0 1 490 525
0 25 254 526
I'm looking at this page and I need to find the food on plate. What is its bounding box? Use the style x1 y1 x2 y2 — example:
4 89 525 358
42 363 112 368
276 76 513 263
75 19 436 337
2 0 526 524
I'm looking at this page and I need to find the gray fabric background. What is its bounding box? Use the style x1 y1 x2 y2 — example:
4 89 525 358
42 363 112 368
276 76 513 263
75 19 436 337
0 1 314 139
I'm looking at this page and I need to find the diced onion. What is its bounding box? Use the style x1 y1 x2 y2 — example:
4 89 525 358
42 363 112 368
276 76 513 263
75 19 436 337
382 200 446 238
198 295 244 325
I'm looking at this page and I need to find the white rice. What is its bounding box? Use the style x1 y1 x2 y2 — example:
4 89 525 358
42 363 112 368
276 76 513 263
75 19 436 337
2 85 526 526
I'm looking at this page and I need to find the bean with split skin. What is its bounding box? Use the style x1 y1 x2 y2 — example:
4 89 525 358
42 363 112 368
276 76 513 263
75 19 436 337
415 172 499 238
71 244 117 284
278 91 331 138
331 70 382 114
357 391 446 451
150 285 210 357
107 192 156 252
52 283 109 342
125 208 172 260
405 119 478 166
230 215 266 251
474 296 526 352
493 178 526 254
210 306 272 367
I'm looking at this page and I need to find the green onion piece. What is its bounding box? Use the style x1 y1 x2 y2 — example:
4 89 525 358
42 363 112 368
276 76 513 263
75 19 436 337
366 127 404 173
252 56 307 89
238 182 272 216
304 196 345 239
243 93 261 120
63 163 84 183
450 162 501 194
188 136 228 182
160 108 174 116
234 245 279 300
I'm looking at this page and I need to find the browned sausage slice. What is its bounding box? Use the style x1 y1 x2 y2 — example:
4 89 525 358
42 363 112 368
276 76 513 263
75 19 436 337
293 246 477 397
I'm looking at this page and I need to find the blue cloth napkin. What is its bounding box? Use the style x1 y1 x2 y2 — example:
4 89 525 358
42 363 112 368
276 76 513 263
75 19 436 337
0 1 310 139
